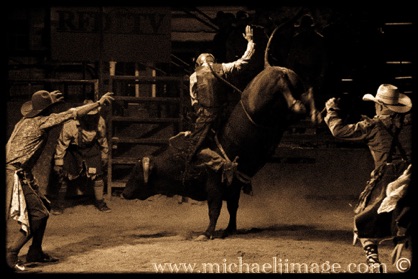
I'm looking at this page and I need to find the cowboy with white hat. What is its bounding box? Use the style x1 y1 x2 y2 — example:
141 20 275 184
323 84 412 270
362 84 412 113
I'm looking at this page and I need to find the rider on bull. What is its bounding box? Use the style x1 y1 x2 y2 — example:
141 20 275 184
184 25 256 181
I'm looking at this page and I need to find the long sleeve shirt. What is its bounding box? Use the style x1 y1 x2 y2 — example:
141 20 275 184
6 110 76 170
189 40 255 107
54 116 109 166
324 110 412 170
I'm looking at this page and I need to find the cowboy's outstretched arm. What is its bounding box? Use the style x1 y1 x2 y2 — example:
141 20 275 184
74 92 114 117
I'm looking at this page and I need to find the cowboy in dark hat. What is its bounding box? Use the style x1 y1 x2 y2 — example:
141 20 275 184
324 84 412 271
6 90 114 271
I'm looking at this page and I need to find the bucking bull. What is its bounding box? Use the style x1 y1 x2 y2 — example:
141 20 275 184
122 22 323 240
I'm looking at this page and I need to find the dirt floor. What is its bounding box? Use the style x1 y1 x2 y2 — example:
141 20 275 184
5 163 413 276
6 100 412 277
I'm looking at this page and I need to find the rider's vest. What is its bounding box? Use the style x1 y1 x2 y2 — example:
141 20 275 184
195 63 228 108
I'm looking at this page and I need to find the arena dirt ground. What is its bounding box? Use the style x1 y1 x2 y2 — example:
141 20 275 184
5 163 412 276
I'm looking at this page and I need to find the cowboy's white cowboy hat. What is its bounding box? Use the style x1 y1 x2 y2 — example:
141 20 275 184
362 84 412 113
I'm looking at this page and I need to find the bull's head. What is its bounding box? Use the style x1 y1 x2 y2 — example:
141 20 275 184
122 157 155 200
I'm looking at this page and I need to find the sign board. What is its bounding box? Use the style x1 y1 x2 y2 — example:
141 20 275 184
50 7 171 62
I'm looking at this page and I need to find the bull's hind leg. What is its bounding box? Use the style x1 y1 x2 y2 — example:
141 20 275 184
222 181 242 238
195 170 223 241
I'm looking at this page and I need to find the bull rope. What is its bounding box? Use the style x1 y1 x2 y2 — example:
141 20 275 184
240 98 281 130
214 133 251 186
207 62 243 94
214 133 231 163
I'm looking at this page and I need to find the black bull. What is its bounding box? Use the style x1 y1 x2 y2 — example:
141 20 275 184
122 66 322 240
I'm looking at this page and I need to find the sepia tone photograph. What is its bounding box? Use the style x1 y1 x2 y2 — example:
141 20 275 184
4 2 415 276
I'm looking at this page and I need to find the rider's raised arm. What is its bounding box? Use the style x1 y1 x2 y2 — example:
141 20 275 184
222 25 255 74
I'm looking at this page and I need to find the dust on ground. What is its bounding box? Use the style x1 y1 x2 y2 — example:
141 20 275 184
6 182 410 275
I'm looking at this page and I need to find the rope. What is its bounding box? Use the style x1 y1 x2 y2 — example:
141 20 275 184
207 62 243 95
214 133 231 162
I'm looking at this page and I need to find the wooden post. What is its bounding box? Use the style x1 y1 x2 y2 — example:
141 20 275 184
151 67 157 98
135 63 140 97
109 60 117 94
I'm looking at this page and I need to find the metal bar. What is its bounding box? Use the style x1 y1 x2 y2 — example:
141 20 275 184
111 158 141 164
178 78 184 133
94 79 99 101
107 98 114 198
110 181 128 188
113 96 180 103
193 7 219 30
8 79 99 84
171 53 192 68
111 116 181 123
107 75 187 195
110 76 188 82
135 63 140 97
181 9 218 31
111 137 168 144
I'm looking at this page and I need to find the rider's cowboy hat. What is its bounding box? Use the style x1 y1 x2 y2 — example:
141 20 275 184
195 53 216 68
294 14 315 28
21 90 63 118
362 84 412 113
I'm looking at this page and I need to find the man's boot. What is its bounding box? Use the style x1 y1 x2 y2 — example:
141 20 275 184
50 200 64 215
95 199 111 212
26 218 59 263
6 229 31 271
93 179 111 212
364 244 383 272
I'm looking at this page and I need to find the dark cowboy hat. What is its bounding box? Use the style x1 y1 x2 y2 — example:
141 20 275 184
363 84 412 113
21 90 62 118
294 14 315 28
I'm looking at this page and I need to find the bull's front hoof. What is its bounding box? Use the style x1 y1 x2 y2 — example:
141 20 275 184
194 234 210 241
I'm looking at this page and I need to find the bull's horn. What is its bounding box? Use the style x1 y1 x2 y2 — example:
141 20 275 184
142 156 151 184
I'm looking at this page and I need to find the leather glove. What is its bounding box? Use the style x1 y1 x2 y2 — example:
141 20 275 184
98 92 115 106
54 165 63 175
50 90 64 103
325 97 340 112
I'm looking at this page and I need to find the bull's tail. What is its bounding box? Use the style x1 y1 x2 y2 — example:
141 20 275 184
264 25 280 68
263 7 305 69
